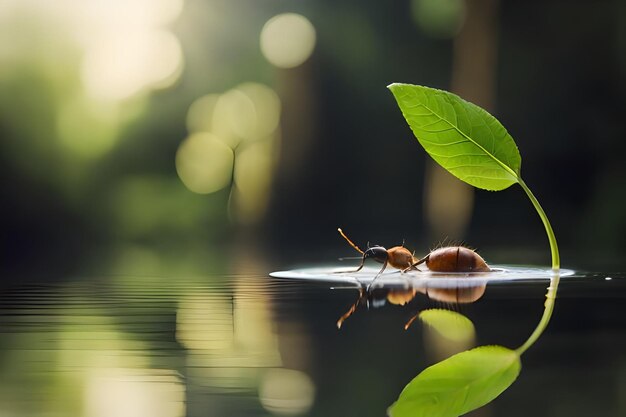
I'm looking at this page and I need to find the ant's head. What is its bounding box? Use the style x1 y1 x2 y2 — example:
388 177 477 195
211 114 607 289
363 246 388 264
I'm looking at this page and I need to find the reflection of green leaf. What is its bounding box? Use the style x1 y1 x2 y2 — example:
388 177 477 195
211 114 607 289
388 83 521 191
419 309 475 343
388 346 521 417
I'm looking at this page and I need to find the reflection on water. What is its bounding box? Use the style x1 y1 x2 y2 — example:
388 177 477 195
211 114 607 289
419 309 476 361
0 271 625 416
388 273 560 417
0 276 314 417
336 280 486 329
176 279 282 393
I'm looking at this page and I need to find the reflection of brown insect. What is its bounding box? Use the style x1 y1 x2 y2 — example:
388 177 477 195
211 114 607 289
336 285 487 329
336 287 417 329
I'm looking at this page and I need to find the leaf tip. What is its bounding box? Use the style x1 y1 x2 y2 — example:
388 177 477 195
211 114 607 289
387 82 409 91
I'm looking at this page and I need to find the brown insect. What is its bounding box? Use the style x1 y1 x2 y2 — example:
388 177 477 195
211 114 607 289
337 228 418 275
335 229 490 329
337 228 491 285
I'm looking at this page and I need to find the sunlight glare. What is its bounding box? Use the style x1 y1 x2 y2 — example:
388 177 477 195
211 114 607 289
81 29 183 101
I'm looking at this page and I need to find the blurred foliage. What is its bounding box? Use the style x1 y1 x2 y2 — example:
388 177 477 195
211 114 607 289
0 0 625 278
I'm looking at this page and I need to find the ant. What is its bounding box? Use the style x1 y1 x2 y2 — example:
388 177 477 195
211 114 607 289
336 228 418 288
336 228 491 287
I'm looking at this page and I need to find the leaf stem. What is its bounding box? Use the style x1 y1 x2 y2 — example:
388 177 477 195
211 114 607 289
515 274 560 355
515 178 561 355
517 179 560 270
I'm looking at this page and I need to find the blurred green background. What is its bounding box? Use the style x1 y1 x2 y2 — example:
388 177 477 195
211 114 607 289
1 0 625 278
1 3 625 416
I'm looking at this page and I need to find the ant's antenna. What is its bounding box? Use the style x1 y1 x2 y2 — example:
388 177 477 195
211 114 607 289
338 228 364 254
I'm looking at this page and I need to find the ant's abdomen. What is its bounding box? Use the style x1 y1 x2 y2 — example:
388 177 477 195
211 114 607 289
426 247 490 272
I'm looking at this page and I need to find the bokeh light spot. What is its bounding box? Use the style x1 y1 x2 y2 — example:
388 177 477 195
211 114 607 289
260 13 316 69
176 133 234 194
183 82 282 224
212 88 257 146
209 83 281 145
259 368 315 416
237 82 281 138
186 94 220 133
232 140 274 224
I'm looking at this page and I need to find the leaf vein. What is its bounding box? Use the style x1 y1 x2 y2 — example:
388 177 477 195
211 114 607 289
419 138 469 147
416 93 518 180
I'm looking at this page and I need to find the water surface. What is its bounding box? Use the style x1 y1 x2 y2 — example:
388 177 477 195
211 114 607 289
0 269 624 416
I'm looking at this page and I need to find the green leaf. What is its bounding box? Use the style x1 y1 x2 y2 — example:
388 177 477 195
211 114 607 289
419 309 475 343
388 83 521 191
388 345 521 417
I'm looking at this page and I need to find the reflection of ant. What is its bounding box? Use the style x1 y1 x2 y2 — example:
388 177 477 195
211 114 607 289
336 283 486 329
336 287 417 329
337 228 490 288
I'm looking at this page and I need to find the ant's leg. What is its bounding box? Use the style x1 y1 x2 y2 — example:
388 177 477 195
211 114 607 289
404 312 420 330
399 267 415 289
401 251 421 273
402 264 421 273
366 261 388 291
411 255 429 269
336 288 364 329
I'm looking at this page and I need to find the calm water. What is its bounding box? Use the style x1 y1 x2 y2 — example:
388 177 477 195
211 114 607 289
0 270 624 417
